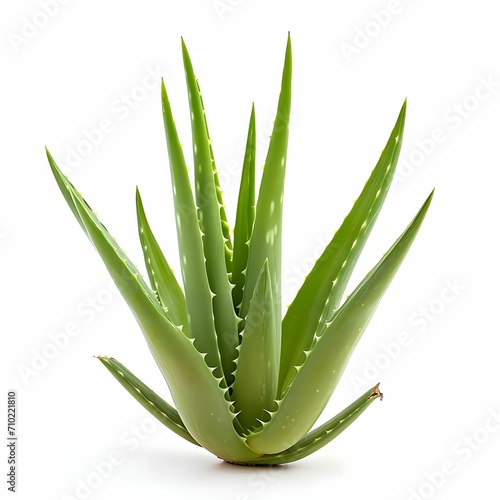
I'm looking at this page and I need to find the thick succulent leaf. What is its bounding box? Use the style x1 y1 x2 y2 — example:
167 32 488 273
214 167 233 273
232 261 279 431
47 149 166 320
147 337 262 462
182 40 239 383
247 191 433 454
279 101 406 393
203 97 233 273
161 79 225 378
136 188 187 329
98 356 199 446
48 151 260 462
46 148 90 237
240 34 292 336
231 104 256 314
186 39 233 272
244 384 382 465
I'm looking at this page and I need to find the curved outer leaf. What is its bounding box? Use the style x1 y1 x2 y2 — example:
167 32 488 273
231 104 256 314
232 261 279 431
247 191 433 454
136 188 187 329
98 356 199 446
182 40 239 383
243 384 382 465
47 149 164 319
279 100 406 394
161 79 224 378
46 148 89 238
48 151 261 462
240 34 292 340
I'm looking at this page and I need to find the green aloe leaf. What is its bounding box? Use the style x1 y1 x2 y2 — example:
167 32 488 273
247 191 433 454
203 95 233 274
182 40 239 383
161 79 224 379
244 384 382 465
146 336 261 462
136 188 187 330
47 149 165 320
240 34 292 344
231 104 256 314
48 149 260 462
232 260 279 431
98 356 199 446
279 100 406 394
184 37 233 273
47 148 89 237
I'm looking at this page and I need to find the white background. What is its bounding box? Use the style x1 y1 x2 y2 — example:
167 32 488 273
2 1 499 499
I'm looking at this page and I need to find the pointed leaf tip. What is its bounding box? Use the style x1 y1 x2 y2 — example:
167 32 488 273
98 356 200 446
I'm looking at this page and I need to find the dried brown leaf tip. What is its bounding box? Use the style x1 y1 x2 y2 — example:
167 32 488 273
369 383 383 401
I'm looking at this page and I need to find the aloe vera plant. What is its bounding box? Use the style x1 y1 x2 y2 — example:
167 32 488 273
46 35 433 465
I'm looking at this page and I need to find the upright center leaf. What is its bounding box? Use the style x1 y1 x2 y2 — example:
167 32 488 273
182 40 240 385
